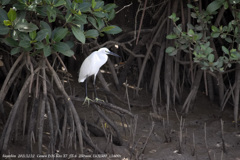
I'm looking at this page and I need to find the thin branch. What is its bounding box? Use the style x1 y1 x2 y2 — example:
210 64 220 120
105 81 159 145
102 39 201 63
204 123 212 160
136 0 148 45
116 2 133 14
137 121 155 158
55 53 68 72
220 119 226 153
91 41 145 57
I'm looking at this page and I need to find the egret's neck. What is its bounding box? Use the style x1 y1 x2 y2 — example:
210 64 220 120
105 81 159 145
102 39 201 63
98 53 108 64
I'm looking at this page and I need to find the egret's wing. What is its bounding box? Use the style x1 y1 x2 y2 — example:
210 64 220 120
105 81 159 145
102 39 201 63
78 50 109 83
78 52 98 82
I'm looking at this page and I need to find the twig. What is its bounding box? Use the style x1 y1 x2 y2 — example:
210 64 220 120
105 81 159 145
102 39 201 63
178 116 185 154
191 132 196 156
221 150 223 160
116 2 133 14
163 118 171 143
137 121 155 158
91 40 145 57
220 119 226 153
134 0 142 40
136 0 148 45
130 115 138 149
174 107 180 122
55 52 68 72
204 123 212 160
125 80 131 112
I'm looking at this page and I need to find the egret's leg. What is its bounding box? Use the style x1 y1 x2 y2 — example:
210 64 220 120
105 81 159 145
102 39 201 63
85 77 88 98
83 77 92 105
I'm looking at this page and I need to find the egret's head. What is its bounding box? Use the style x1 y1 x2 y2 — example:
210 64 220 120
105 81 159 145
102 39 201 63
98 47 110 54
98 47 120 57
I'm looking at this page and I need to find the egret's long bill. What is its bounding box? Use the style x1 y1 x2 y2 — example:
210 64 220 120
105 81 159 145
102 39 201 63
106 51 120 57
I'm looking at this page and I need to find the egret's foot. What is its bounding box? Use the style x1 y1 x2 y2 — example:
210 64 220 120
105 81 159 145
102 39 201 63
95 97 104 102
83 97 93 106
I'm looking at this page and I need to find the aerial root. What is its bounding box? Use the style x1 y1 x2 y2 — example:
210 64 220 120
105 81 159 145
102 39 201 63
0 54 84 154
0 53 135 154
69 96 136 146
70 96 134 118
93 103 123 146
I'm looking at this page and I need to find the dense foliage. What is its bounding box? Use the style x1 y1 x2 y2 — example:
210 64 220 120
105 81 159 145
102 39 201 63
166 0 240 72
0 0 122 57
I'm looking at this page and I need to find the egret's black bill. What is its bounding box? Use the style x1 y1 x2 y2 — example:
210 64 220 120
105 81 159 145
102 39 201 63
107 51 120 57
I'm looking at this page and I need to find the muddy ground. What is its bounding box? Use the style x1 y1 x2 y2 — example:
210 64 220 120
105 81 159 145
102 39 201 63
1 76 240 160
89 85 240 160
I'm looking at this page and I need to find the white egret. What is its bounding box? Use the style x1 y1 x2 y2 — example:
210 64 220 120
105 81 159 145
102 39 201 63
78 47 120 105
